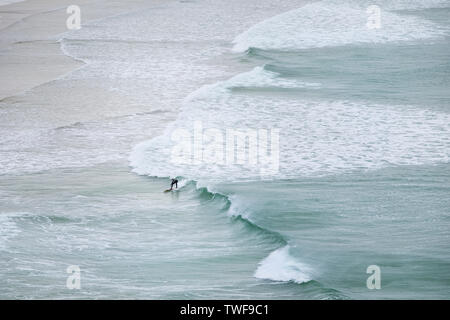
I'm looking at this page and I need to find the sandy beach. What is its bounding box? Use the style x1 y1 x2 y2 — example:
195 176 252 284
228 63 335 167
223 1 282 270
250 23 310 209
0 0 170 101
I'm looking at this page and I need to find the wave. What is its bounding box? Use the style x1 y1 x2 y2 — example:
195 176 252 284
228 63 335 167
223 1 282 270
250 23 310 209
167 178 314 285
254 246 313 284
0 211 76 250
0 212 22 250
232 0 449 52
179 179 287 246
130 92 450 182
185 65 320 102
58 38 88 65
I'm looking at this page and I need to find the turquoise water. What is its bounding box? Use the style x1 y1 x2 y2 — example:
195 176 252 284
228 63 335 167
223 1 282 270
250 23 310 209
1 0 449 299
215 165 450 299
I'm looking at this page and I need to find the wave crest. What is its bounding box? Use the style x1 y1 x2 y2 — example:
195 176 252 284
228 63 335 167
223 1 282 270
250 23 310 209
232 0 448 52
254 246 313 284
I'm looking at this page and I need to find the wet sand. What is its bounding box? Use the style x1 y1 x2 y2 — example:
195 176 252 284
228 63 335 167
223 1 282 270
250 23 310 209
0 0 167 100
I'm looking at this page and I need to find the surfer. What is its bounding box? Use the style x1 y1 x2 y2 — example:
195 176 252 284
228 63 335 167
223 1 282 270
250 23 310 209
169 178 178 191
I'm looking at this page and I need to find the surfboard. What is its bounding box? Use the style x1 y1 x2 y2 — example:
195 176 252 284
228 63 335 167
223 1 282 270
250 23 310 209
164 189 172 193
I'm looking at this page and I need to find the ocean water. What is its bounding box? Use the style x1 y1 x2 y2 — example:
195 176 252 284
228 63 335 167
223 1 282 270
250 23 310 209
1 0 449 299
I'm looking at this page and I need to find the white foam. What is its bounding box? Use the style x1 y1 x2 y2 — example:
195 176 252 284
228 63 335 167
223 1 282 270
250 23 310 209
220 66 321 90
232 0 448 52
254 246 313 284
129 0 450 183
0 0 24 6
227 195 253 220
176 178 188 189
130 90 450 182
185 66 320 102
370 0 450 10
0 212 22 250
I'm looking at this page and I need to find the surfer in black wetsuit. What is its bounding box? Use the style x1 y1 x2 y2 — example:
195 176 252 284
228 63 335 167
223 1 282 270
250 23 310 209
169 178 178 191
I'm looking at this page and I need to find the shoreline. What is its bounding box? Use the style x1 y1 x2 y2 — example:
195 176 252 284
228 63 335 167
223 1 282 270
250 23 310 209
0 0 169 101
0 0 82 100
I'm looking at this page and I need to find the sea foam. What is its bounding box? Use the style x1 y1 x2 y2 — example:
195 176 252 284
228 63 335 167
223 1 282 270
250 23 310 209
232 0 448 52
254 246 313 284
130 87 450 182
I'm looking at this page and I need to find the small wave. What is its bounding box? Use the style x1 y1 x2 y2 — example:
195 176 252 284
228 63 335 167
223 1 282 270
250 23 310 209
227 194 253 220
157 178 311 285
185 65 320 102
58 38 88 65
254 245 313 284
0 213 21 250
223 66 321 90
195 183 311 286
232 0 448 52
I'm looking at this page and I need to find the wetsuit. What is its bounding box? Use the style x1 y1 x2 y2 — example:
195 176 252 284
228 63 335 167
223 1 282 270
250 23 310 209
170 179 178 190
